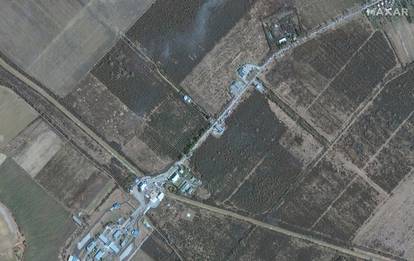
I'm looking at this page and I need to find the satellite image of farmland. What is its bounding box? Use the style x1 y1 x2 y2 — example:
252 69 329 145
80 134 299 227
0 0 413 260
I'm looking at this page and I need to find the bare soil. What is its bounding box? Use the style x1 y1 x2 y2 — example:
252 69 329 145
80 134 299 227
35 143 110 210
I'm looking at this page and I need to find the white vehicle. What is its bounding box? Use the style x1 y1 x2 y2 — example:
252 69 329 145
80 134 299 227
183 95 192 104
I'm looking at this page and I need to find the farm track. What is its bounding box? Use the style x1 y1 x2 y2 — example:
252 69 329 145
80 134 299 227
0 55 145 183
0 0 396 260
168 193 397 261
121 34 211 120
264 90 330 147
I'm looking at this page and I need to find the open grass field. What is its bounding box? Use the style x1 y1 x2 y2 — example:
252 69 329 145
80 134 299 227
149 199 362 261
295 0 365 30
149 199 252 261
0 86 37 148
354 170 414 260
0 158 75 261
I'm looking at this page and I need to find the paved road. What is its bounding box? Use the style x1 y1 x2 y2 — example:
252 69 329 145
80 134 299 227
0 57 142 177
181 0 383 163
168 193 395 261
0 1 391 260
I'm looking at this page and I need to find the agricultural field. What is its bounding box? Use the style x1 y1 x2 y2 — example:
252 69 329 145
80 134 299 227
147 199 367 261
264 62 413 243
92 39 208 162
382 15 414 65
2 111 114 212
294 0 365 30
364 114 414 192
312 176 384 241
35 143 111 210
0 86 37 148
0 157 75 261
305 31 396 139
272 157 357 228
142 94 208 155
191 91 323 217
179 0 287 115
337 66 414 173
4 119 62 178
126 0 254 84
264 18 397 140
92 40 172 117
139 231 181 261
264 18 372 113
353 170 414 260
126 0 284 115
0 0 154 96
267 145 388 241
65 74 142 149
0 1 413 260
228 227 355 261
64 74 171 173
131 249 155 261
148 199 252 261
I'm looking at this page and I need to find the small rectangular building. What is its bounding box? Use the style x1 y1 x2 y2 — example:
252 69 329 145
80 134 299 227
109 242 121 254
94 250 106 260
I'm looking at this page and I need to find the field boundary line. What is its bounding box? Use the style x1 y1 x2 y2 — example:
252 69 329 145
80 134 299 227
362 110 414 171
168 193 396 261
310 176 358 229
272 65 406 212
221 155 267 205
304 30 376 112
0 56 142 176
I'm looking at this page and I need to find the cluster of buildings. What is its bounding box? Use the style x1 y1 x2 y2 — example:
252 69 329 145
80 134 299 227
69 205 140 261
262 9 300 49
165 165 201 196
68 163 202 261
229 64 265 98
